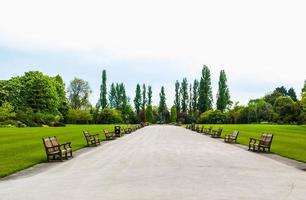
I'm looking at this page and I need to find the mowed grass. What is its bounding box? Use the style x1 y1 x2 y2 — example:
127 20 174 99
0 125 129 178
195 124 306 163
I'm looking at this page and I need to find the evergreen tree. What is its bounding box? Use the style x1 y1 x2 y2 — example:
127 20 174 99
158 86 167 118
287 87 297 101
198 65 213 113
148 85 152 105
275 86 287 96
192 79 199 114
216 70 231 112
142 84 147 111
97 70 107 109
134 84 142 115
174 80 181 113
189 83 192 114
109 83 117 108
180 78 189 113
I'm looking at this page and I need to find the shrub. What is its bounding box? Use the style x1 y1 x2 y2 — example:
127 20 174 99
67 109 93 124
198 110 227 124
96 108 123 124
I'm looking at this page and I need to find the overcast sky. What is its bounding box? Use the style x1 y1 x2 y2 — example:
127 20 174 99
0 0 305 107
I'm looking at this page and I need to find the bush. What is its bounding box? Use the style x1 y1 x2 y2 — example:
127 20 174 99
96 108 123 124
198 110 227 124
67 109 93 124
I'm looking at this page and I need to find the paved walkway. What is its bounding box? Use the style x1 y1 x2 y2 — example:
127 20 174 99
1 125 306 200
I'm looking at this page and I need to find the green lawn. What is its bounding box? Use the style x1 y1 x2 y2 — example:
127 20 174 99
0 125 129 178
194 124 306 163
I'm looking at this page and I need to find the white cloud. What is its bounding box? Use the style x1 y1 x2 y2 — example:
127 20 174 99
0 0 305 105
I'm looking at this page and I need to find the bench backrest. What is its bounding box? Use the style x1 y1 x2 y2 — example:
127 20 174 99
83 131 90 137
42 136 59 153
260 133 273 146
232 130 239 138
215 127 223 136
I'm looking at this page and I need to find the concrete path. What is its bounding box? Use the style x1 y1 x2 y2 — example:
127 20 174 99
1 125 306 200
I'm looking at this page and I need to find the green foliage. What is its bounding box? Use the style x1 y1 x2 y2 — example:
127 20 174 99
180 78 189 113
96 108 123 124
142 84 147 111
192 79 199 115
67 109 93 124
145 105 154 123
20 71 60 113
53 75 69 122
216 70 231 112
97 70 108 109
109 83 117 108
303 80 306 93
0 102 16 122
158 86 167 114
134 84 142 115
174 80 181 113
198 65 213 113
273 96 297 123
147 85 152 105
264 90 284 105
68 78 92 109
287 87 297 101
198 110 227 124
275 86 287 96
188 83 192 114
257 101 273 122
170 105 177 122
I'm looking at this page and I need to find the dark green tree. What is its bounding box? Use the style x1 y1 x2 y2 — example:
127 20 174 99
158 86 167 120
142 84 147 111
97 70 107 109
216 70 231 112
287 87 297 101
189 83 192 114
303 80 306 93
174 80 181 114
192 79 199 115
180 78 189 113
109 83 117 108
68 77 91 110
53 75 69 121
198 65 213 113
275 86 287 96
148 85 152 105
273 96 297 123
134 84 142 115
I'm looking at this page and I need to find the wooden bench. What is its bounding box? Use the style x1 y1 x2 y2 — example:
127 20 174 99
248 133 274 152
211 127 223 138
197 125 204 133
103 129 116 140
224 130 239 143
83 131 100 146
203 126 213 135
42 136 72 161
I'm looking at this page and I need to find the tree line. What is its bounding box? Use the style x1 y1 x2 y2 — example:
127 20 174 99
0 67 305 127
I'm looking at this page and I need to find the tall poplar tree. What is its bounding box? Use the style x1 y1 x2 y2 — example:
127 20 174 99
180 78 189 113
192 79 199 114
189 83 192 114
158 86 167 115
98 69 107 109
109 83 117 108
142 84 147 111
216 70 231 112
134 84 142 115
174 80 181 114
145 85 154 123
148 85 152 105
198 65 213 113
